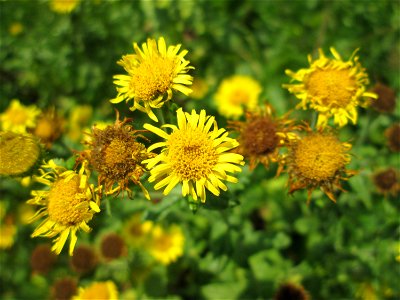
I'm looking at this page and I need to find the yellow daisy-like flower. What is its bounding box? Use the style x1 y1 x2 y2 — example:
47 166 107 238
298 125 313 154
0 99 40 133
0 132 42 177
214 75 262 119
110 37 194 122
283 125 355 203
31 107 65 149
143 108 244 203
148 224 184 265
283 47 377 128
73 281 118 300
27 160 101 256
50 0 80 14
228 104 299 170
122 213 153 248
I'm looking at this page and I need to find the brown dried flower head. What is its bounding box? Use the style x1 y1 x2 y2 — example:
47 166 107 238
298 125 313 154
274 282 310 300
385 123 400 152
30 244 57 274
70 245 97 274
51 277 78 300
228 104 298 170
31 107 64 148
283 124 356 203
373 168 400 197
79 111 153 199
371 82 396 113
100 233 126 260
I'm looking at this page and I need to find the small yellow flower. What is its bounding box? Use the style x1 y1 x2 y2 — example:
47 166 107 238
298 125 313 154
190 77 209 99
0 216 17 249
214 75 262 119
27 160 101 255
228 104 299 170
111 37 194 122
49 0 80 14
67 105 93 142
144 108 244 203
31 107 64 148
122 213 153 248
283 48 377 128
0 99 40 133
0 132 42 177
9 22 24 36
79 113 152 199
283 125 355 203
73 281 118 300
148 224 184 265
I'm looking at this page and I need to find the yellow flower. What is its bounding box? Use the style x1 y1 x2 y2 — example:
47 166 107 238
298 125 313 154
283 125 355 203
9 22 23 36
50 0 80 14
67 105 93 142
228 104 299 170
214 75 262 119
79 113 152 199
283 48 377 128
190 77 209 99
148 224 184 265
110 37 194 122
0 132 42 177
0 216 17 249
0 99 40 133
122 213 153 248
27 160 101 255
144 108 244 203
31 107 64 149
73 281 118 300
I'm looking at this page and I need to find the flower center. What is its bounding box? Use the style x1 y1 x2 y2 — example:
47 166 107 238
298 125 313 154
374 169 397 190
293 134 346 181
230 89 250 105
154 235 173 252
131 55 176 101
47 176 88 226
306 68 357 108
167 128 218 181
105 139 128 167
243 117 278 155
34 119 54 139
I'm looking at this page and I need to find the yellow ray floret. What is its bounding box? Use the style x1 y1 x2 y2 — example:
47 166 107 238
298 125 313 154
283 47 377 128
143 108 244 203
27 160 101 256
110 37 194 122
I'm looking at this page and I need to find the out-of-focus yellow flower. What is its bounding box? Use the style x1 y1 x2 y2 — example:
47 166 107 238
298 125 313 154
144 108 244 203
122 213 153 248
0 216 17 249
73 281 118 300
18 203 36 225
67 105 93 142
0 132 42 177
214 75 262 119
9 22 23 36
190 78 209 99
31 108 65 149
27 160 101 255
148 224 184 265
111 37 194 122
283 47 377 128
49 0 80 14
0 99 40 133
356 283 377 300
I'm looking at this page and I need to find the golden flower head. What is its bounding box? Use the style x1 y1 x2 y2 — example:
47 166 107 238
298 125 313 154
1 99 40 133
31 107 64 148
50 0 80 14
144 108 244 203
228 104 299 170
73 281 118 300
80 112 152 199
52 278 78 300
110 37 194 122
30 244 57 274
385 123 400 152
70 245 98 274
100 233 126 261
373 168 400 197
370 82 396 113
27 160 101 256
148 224 184 265
283 47 377 128
284 125 355 203
0 132 42 177
214 75 262 119
122 213 153 248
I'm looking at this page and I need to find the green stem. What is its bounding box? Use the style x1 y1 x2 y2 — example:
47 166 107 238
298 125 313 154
155 108 165 125
355 110 372 148
310 111 318 129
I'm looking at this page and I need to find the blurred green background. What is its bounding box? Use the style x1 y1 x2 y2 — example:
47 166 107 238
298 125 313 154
1 0 399 299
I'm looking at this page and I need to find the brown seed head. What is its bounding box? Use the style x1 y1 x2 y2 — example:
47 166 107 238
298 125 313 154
51 277 77 300
100 233 126 260
373 168 399 196
274 282 310 300
243 117 278 155
30 244 57 274
385 124 400 152
70 245 97 274
371 82 396 113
